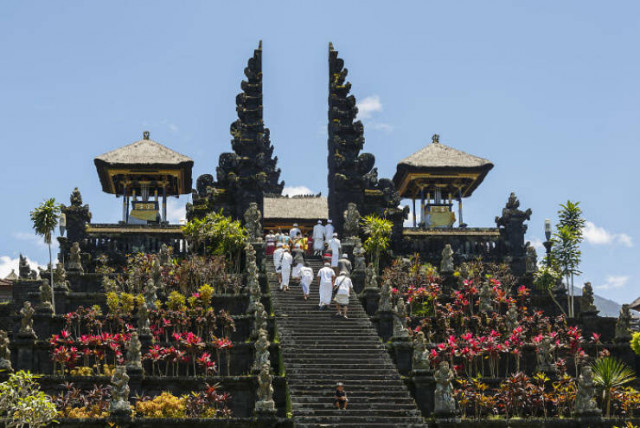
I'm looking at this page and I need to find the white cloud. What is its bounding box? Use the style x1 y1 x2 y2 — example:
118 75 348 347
283 186 315 197
166 199 187 225
528 237 546 255
0 255 45 279
356 95 382 119
583 221 633 247
595 275 630 290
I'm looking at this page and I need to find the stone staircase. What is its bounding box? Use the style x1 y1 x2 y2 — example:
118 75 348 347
268 256 427 428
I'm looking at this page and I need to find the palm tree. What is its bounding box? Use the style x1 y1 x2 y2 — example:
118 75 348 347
592 357 636 417
30 198 61 313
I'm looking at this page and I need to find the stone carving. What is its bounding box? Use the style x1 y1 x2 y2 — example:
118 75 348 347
255 363 275 412
392 297 409 338
378 281 392 312
580 282 599 316
434 361 456 416
440 244 454 274
109 366 131 416
412 331 429 371
535 336 556 373
365 263 378 290
505 304 519 333
67 242 84 273
19 302 36 338
615 304 632 341
137 302 151 336
19 254 31 279
38 279 53 311
126 332 142 371
246 244 261 313
151 257 162 287
60 188 92 249
159 243 171 265
252 328 270 372
244 202 263 241
525 244 538 274
143 278 158 311
0 330 12 371
353 239 366 272
575 366 601 416
495 193 532 275
343 202 361 238
188 42 284 221
478 282 493 314
253 302 268 339
53 262 70 291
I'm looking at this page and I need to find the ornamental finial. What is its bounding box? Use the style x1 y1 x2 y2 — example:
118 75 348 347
432 134 440 143
143 131 150 140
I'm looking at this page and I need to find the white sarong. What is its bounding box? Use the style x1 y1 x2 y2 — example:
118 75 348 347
319 282 333 306
281 265 291 288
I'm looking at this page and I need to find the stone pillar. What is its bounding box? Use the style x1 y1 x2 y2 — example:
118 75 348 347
361 288 380 316
390 337 412 375
412 373 435 417
15 337 35 372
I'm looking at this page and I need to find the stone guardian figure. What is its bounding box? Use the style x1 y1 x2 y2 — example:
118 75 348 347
615 304 632 341
19 301 36 338
580 282 599 316
434 361 456 416
109 365 131 417
0 330 12 371
252 328 271 373
244 202 263 242
343 202 361 238
412 331 430 371
126 332 143 373
392 297 409 338
378 281 392 312
38 279 53 312
440 244 454 274
574 365 601 416
143 278 158 311
67 242 84 273
255 363 275 412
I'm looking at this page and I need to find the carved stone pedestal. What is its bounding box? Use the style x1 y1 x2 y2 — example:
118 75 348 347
390 337 412 375
361 288 380 316
351 269 365 294
376 311 393 342
14 336 35 371
412 372 434 417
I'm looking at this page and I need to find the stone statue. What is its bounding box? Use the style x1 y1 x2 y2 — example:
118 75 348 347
244 202 263 242
412 331 429 371
53 262 70 291
378 280 392 312
525 244 538 274
440 244 454 274
19 302 36 338
247 244 261 313
478 282 493 314
19 254 31 279
137 302 151 336
580 282 599 316
151 257 162 287
0 330 12 371
126 332 142 371
252 328 270 372
159 243 171 265
67 242 84 273
38 279 53 311
353 239 366 272
365 263 378 289
255 363 275 412
535 336 556 373
575 365 601 416
393 297 409 338
143 278 158 311
343 202 361 238
434 361 456 415
505 303 519 333
615 304 632 341
109 365 131 416
253 302 268 338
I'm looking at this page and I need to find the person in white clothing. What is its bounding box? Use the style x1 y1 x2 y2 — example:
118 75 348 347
299 262 314 301
324 219 335 242
273 242 284 284
280 248 293 291
333 271 353 319
317 262 336 309
312 220 325 256
289 223 301 240
328 233 342 268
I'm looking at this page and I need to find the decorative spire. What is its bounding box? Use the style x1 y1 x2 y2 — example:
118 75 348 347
432 134 439 143
143 131 150 140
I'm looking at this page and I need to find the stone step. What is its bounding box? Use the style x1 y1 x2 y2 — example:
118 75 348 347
294 415 425 425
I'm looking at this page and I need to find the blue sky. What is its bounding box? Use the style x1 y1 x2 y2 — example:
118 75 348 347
0 1 638 304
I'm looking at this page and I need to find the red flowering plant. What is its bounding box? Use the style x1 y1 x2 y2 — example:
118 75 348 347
49 331 130 375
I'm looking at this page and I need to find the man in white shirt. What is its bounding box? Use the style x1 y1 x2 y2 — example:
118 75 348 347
300 262 314 301
273 242 284 284
280 248 293 292
317 262 336 309
328 233 342 268
333 271 353 319
289 223 301 240
324 219 335 241
312 220 325 256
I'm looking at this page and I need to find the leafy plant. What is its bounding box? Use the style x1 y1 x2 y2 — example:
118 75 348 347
361 215 392 273
592 357 636 417
630 332 640 356
0 371 57 428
